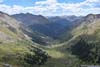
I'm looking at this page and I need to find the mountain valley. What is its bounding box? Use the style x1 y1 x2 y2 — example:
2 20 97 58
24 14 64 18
0 11 100 67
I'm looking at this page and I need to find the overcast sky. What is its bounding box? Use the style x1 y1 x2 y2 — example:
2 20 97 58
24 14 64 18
0 0 100 16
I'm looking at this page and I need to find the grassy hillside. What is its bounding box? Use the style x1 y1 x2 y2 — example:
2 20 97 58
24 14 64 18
0 12 49 67
1 12 100 67
39 14 100 67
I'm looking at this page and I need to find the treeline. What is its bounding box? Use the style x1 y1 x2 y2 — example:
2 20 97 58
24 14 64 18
24 46 50 66
71 38 100 65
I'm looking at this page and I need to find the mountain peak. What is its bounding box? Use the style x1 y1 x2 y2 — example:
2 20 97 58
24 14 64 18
0 11 4 14
86 14 100 19
0 11 9 16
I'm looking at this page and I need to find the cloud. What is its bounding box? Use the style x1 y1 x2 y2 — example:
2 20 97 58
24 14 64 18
0 0 100 16
33 0 100 16
0 4 25 14
86 0 100 2
0 0 3 3
36 0 57 5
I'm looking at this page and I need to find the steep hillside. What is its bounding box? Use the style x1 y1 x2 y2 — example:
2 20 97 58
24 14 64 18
0 12 49 67
0 12 24 42
12 13 50 26
72 14 100 38
13 13 80 46
1 11 100 67
12 13 58 45
44 14 100 66
12 14 82 45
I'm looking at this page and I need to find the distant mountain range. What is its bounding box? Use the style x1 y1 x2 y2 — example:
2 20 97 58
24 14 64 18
11 13 100 45
0 11 100 67
1 11 99 45
11 13 82 44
